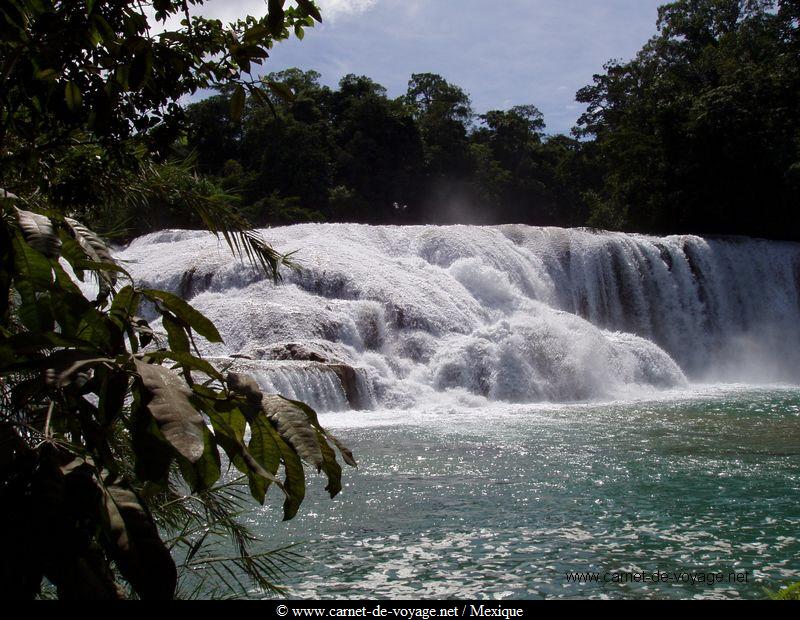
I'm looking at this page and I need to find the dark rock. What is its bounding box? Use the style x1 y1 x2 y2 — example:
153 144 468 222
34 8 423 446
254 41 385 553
179 267 213 300
328 363 366 410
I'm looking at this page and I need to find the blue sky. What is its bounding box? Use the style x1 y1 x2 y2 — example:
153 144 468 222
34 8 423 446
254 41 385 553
194 0 667 134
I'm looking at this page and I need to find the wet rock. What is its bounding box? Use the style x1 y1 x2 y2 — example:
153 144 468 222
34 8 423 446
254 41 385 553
328 363 366 410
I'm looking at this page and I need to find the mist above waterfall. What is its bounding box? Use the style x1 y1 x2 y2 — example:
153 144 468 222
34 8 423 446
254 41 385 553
120 225 800 411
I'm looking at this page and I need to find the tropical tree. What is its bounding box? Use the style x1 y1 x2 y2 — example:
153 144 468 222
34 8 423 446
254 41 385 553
575 0 800 238
0 0 357 600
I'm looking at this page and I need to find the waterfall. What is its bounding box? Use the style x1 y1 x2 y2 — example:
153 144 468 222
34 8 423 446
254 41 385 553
120 224 800 410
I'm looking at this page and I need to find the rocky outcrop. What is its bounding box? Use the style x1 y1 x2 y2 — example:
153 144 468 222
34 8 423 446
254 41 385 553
328 363 367 410
214 356 370 411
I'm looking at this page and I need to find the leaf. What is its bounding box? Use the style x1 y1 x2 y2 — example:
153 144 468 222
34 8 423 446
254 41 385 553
13 280 53 332
133 359 205 463
161 312 190 353
103 484 177 600
266 80 295 103
146 350 223 382
143 289 223 344
204 403 284 503
246 412 282 503
14 208 61 258
226 371 263 405
65 81 82 112
260 395 322 470
176 424 221 492
316 429 342 498
12 234 53 289
130 405 173 485
296 0 322 22
63 217 117 295
271 426 305 521
327 434 357 468
109 285 141 330
35 68 58 80
230 84 246 122
282 397 357 467
128 49 153 90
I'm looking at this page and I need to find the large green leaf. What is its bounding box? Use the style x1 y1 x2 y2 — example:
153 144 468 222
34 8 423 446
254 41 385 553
282 397 357 467
246 411 282 503
224 372 282 502
261 394 323 470
161 312 190 353
176 424 221 492
143 289 223 344
271 426 305 521
12 234 53 289
203 402 283 503
133 359 205 463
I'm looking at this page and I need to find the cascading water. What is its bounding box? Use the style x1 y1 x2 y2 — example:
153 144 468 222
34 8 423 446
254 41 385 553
119 224 800 411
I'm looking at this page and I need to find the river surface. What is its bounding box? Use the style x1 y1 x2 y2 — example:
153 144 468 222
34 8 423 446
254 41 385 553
253 387 800 600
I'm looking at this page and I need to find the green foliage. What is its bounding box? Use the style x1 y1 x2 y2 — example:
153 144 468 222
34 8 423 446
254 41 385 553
0 0 356 601
768 581 800 600
576 0 800 238
0 202 355 600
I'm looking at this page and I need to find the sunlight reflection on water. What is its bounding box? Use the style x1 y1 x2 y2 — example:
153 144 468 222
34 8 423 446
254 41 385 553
252 387 800 600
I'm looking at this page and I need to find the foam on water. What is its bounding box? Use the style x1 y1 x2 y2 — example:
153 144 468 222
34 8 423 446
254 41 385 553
119 224 800 411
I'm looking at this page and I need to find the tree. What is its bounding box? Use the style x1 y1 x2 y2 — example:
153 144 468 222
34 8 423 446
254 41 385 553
575 0 800 238
404 73 474 178
328 75 425 222
1 0 357 600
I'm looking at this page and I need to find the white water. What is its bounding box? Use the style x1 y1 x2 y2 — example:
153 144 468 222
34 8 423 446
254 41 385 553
118 225 800 411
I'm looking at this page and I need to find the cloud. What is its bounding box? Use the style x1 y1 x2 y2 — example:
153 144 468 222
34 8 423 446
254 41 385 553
317 0 379 21
185 1 379 23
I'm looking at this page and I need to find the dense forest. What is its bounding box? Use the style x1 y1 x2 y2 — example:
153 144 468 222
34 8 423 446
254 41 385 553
15 1 797 241
140 0 799 241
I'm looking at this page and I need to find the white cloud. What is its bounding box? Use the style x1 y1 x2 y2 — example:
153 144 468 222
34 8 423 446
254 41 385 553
317 0 378 21
178 1 378 24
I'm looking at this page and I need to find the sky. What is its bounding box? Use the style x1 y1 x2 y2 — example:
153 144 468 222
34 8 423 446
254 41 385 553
190 0 667 134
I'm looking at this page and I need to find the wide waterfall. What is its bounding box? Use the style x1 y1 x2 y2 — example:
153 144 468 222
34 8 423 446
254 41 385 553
119 225 800 411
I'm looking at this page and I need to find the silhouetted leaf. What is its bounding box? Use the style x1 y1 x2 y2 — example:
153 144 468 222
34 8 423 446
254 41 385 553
296 0 322 22
103 484 177 600
266 80 295 102
230 85 246 122
316 430 342 498
65 81 82 112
